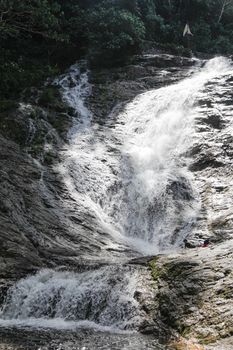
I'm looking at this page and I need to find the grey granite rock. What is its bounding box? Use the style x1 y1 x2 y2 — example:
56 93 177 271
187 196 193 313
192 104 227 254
148 240 233 346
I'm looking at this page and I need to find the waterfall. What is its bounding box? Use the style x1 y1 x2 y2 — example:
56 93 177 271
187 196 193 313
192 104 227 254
57 57 232 254
0 266 148 332
109 57 232 252
55 63 92 137
0 56 232 334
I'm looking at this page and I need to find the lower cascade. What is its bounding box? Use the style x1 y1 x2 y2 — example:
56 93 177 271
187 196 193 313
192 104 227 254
0 56 233 336
0 267 149 331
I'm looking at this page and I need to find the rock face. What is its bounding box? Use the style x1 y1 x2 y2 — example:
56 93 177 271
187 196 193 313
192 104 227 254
89 54 198 120
0 93 72 282
187 70 233 246
0 90 118 290
142 59 233 349
148 240 233 349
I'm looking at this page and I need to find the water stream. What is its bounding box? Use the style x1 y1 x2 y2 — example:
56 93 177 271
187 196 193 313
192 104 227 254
0 267 146 331
57 57 231 254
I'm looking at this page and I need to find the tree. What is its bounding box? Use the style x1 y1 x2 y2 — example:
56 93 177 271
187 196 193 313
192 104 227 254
0 0 68 98
217 0 233 23
2 0 233 99
138 0 166 42
0 0 66 41
87 4 145 65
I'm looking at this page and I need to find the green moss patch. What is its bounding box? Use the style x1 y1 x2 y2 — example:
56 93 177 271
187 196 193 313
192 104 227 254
149 258 166 281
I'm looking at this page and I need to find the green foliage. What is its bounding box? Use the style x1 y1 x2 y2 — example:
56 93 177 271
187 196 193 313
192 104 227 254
149 258 165 282
0 0 66 98
87 3 145 65
213 35 233 54
0 50 59 98
0 100 18 112
0 0 66 41
192 20 212 52
1 0 233 99
38 87 59 107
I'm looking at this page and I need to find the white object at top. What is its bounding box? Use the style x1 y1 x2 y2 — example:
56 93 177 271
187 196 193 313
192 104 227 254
183 23 193 37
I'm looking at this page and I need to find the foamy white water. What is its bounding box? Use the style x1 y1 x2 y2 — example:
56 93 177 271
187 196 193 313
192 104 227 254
0 267 145 331
111 57 233 251
56 57 232 254
55 63 92 136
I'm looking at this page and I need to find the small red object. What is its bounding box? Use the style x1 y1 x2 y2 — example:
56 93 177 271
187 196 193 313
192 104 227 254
201 239 210 248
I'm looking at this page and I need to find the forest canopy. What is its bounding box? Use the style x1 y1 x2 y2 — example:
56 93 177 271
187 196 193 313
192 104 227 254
1 0 233 98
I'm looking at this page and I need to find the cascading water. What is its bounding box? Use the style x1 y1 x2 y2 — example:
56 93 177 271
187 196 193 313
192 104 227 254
0 266 147 331
109 57 232 252
57 56 232 254
0 56 232 339
55 63 92 137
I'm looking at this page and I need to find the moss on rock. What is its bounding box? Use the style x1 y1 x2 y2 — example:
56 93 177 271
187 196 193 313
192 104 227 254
149 257 164 281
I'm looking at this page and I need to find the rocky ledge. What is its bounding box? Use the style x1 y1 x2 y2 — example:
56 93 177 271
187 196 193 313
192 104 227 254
144 240 233 349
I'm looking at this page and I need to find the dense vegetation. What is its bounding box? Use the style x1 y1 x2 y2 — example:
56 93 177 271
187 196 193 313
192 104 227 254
1 0 233 98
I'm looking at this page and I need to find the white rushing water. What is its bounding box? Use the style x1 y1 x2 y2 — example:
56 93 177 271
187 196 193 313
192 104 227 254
57 57 232 254
0 267 146 332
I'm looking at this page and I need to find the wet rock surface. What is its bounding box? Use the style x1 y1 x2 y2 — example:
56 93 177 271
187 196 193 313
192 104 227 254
0 95 88 282
0 89 116 286
148 241 233 348
187 72 233 246
151 240 233 349
89 54 198 121
151 75 233 347
0 327 164 350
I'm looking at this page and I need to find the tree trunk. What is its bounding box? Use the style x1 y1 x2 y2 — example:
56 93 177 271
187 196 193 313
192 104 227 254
218 0 227 23
217 0 233 23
